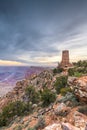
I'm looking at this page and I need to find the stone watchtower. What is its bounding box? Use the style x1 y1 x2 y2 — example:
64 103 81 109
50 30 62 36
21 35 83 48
59 50 72 68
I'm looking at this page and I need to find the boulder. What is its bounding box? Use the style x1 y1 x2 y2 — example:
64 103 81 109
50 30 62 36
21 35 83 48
44 123 62 130
62 123 79 130
68 76 77 86
73 111 87 129
55 103 70 116
32 104 38 109
72 76 87 103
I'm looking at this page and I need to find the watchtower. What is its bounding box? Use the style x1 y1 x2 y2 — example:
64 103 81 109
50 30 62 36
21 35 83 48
59 50 72 68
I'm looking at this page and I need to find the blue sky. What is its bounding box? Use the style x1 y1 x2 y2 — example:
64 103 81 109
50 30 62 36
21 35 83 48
0 0 87 66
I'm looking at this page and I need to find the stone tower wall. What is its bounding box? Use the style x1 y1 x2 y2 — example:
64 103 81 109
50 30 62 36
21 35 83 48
59 50 72 68
62 50 69 65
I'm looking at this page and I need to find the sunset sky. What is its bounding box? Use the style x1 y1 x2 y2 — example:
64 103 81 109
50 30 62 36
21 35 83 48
0 0 87 66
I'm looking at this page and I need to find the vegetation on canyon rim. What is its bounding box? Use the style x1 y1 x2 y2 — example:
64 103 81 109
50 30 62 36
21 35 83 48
0 60 87 128
0 86 56 126
68 60 87 76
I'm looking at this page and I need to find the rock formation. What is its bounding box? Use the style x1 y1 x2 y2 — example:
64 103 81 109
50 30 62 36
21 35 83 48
0 70 87 130
72 76 87 103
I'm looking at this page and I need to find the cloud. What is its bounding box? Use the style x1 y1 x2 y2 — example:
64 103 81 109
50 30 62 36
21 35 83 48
0 0 87 66
0 60 26 66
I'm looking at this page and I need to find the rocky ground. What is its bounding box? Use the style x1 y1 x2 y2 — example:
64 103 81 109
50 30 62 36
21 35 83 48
0 69 87 130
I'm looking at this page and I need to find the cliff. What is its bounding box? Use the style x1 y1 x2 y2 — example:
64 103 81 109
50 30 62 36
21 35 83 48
0 69 87 130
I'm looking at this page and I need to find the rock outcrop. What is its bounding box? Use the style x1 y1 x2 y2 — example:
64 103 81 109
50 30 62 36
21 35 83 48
44 123 62 130
0 70 87 130
68 76 87 103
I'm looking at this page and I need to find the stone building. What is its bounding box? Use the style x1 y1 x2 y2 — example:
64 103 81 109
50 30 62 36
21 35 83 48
59 50 72 68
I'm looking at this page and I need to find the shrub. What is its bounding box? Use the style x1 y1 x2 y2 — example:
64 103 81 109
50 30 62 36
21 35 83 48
27 128 35 130
57 92 80 107
68 68 75 76
2 101 27 117
54 76 68 94
0 101 32 127
53 68 63 74
53 68 58 74
0 101 26 126
74 72 82 77
68 60 87 76
41 88 56 107
0 113 7 126
60 87 72 96
25 86 40 104
76 60 87 67
57 68 63 73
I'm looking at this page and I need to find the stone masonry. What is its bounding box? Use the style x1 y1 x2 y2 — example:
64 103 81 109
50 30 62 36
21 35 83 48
59 50 72 68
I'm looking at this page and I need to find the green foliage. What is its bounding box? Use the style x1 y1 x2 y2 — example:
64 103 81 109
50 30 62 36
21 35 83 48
60 87 72 96
68 68 75 76
53 68 58 74
41 88 56 107
27 128 35 130
54 76 68 94
68 68 83 77
74 72 82 77
78 105 87 115
0 101 32 127
3 101 25 116
25 86 40 104
76 60 87 67
68 60 87 76
57 68 63 73
57 92 80 107
53 68 63 74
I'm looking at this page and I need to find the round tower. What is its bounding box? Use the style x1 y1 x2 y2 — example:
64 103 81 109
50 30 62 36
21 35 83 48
59 50 72 68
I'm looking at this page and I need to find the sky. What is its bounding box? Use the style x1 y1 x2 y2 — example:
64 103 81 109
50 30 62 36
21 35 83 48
0 0 87 66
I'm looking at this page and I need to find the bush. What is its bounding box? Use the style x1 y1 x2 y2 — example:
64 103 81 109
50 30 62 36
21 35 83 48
0 101 32 127
68 68 83 77
27 128 35 130
2 101 27 116
41 88 56 107
57 92 80 107
53 68 63 74
25 86 40 104
76 60 87 67
60 87 72 96
57 68 63 73
53 68 58 74
68 68 75 76
74 72 82 77
68 60 87 76
0 101 25 126
54 76 68 94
